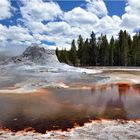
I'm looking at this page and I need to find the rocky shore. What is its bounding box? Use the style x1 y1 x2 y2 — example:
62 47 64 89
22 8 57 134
0 120 140 140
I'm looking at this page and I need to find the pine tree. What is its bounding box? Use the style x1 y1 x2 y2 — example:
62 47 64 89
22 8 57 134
99 35 109 66
55 47 59 60
89 32 98 66
127 35 132 66
109 36 115 66
58 49 68 63
123 31 129 66
77 35 84 65
69 39 78 66
118 30 129 66
132 33 140 66
82 39 90 66
113 39 120 66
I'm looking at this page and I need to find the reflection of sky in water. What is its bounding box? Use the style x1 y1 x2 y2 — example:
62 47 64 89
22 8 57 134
0 83 140 133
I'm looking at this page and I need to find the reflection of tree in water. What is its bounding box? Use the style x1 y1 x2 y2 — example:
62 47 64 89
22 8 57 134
133 84 140 93
102 84 127 119
118 83 130 96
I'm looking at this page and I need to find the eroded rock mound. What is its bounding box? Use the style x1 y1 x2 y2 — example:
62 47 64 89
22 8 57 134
12 46 59 65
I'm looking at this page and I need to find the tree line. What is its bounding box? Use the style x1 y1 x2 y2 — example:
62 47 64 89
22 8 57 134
56 30 140 66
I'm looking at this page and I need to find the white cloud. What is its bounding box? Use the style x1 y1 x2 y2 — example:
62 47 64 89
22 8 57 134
7 26 33 41
125 0 140 15
26 21 47 34
0 24 36 55
0 0 12 20
121 0 140 31
0 25 33 43
45 21 71 35
86 0 108 17
64 7 99 26
20 0 63 22
121 13 140 30
97 15 122 36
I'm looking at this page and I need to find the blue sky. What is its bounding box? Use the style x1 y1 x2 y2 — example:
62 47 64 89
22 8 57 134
105 1 126 16
58 1 126 16
0 0 140 55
